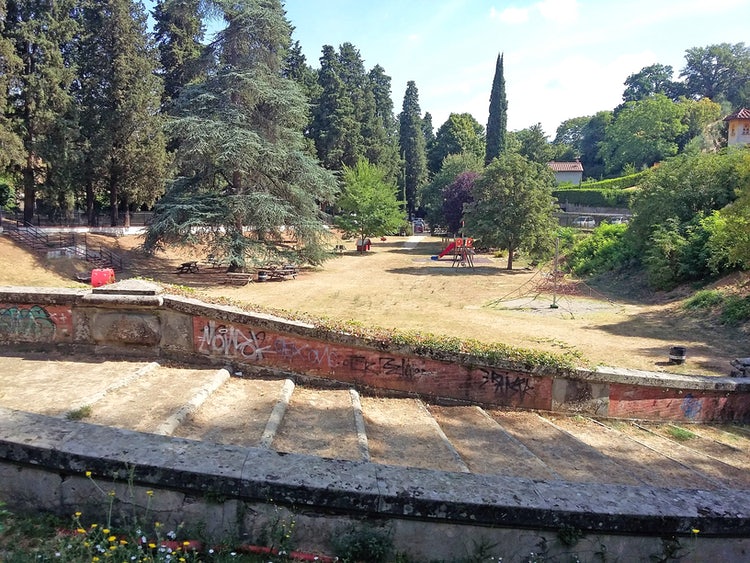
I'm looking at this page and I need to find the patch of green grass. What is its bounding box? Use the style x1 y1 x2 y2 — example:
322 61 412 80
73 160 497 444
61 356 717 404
65 405 92 420
683 289 725 310
667 425 696 442
720 295 750 325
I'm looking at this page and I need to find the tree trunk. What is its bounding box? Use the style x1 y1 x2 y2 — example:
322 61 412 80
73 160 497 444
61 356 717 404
86 178 95 227
122 194 131 228
109 167 118 227
22 162 35 225
506 245 514 270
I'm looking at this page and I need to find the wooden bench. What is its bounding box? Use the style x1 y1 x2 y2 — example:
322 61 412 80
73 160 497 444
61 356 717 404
333 244 346 254
220 272 253 286
176 261 199 274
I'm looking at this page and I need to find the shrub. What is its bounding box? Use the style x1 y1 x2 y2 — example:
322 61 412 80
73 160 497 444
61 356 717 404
720 295 750 325
683 290 725 310
566 223 630 276
331 525 393 563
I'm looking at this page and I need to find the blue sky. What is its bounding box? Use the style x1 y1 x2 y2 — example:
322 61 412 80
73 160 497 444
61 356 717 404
282 0 750 137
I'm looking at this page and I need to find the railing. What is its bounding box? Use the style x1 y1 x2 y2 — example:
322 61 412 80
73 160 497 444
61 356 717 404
4 221 124 272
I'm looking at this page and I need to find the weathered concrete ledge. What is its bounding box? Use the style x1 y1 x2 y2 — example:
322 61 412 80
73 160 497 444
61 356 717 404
1 407 749 560
1 282 748 422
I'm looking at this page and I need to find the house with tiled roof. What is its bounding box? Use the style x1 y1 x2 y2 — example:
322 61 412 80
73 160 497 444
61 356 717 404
547 160 583 185
724 108 750 146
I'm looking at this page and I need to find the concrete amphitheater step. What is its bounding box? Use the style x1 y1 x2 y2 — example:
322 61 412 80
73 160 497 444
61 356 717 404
1 351 749 493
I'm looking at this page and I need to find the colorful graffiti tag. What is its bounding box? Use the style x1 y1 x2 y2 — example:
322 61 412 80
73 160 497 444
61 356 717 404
0 304 73 342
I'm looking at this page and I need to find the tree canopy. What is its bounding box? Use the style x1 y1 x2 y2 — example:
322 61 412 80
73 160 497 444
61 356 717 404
144 0 337 268
464 153 558 269
334 159 405 248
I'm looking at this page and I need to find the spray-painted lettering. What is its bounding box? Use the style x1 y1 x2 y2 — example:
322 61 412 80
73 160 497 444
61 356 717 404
197 321 272 361
380 357 431 379
274 338 340 367
480 369 535 400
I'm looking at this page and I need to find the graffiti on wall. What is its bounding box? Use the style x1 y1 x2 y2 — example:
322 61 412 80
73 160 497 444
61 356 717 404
193 317 437 381
479 368 535 401
196 320 272 361
0 304 73 342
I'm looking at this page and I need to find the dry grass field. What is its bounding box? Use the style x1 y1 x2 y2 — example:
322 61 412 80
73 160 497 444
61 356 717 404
1 230 746 376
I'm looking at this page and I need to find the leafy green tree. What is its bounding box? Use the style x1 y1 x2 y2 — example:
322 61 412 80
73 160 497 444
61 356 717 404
622 63 684 102
334 159 405 250
578 110 611 180
626 149 750 283
553 116 589 158
709 183 750 270
5 0 78 224
399 80 427 217
464 152 557 269
511 123 553 164
485 52 507 165
427 112 485 174
442 171 477 235
678 97 723 152
680 43 750 107
600 94 687 175
152 0 206 106
421 151 483 231
77 0 168 227
145 0 337 268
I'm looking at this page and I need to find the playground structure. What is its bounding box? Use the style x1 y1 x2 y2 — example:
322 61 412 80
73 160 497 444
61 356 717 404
431 236 475 268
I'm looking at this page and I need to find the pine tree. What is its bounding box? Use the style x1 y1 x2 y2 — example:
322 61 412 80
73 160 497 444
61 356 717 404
0 0 23 171
5 0 78 224
399 80 427 217
366 64 400 182
145 0 337 269
77 0 168 226
153 0 206 106
485 53 508 165
310 44 360 169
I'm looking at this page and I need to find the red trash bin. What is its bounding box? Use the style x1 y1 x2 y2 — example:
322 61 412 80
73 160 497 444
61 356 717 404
91 268 115 287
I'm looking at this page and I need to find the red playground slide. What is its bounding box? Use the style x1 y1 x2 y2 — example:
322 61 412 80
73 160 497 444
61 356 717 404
431 241 456 260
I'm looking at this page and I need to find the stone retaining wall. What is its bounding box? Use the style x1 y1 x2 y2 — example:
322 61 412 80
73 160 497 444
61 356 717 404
2 281 750 559
2 407 749 561
0 281 747 423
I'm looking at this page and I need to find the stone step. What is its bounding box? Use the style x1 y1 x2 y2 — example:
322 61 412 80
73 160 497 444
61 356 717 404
0 351 747 492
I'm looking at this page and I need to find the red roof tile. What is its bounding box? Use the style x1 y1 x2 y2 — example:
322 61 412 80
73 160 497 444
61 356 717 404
724 108 750 121
548 161 583 172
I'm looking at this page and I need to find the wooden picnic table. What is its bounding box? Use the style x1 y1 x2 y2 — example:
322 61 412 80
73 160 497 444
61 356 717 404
258 265 298 281
176 261 199 274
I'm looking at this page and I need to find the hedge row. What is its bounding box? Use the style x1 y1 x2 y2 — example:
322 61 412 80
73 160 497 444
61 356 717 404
553 188 633 208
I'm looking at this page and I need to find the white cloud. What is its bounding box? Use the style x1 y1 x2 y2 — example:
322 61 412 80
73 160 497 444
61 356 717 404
535 0 580 24
490 6 529 24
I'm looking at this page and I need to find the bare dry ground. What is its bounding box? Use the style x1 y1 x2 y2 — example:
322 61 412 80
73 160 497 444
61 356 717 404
1 230 747 375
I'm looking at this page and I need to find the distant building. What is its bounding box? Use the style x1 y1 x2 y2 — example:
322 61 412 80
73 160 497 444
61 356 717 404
548 160 583 185
724 108 750 146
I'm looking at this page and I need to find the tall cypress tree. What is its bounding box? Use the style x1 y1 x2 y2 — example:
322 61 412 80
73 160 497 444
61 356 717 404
145 0 337 268
485 53 508 165
399 80 427 217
